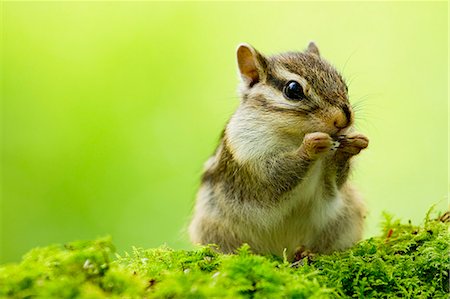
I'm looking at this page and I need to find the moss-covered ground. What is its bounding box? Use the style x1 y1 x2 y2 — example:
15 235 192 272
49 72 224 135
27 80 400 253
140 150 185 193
1 210 449 298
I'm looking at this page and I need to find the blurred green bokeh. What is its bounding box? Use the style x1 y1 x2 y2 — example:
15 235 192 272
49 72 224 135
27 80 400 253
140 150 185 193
1 2 447 263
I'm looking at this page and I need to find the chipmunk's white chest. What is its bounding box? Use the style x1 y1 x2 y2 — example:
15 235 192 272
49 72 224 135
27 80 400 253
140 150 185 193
241 158 344 257
276 159 343 248
295 159 326 200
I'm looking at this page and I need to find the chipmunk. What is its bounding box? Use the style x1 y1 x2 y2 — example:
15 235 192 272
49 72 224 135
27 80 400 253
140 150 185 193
189 42 368 260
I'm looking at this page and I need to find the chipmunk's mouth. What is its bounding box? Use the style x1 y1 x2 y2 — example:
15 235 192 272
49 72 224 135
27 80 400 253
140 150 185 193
332 127 351 137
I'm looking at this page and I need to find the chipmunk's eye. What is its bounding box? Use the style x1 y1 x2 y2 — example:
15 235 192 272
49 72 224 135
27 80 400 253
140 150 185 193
283 81 305 101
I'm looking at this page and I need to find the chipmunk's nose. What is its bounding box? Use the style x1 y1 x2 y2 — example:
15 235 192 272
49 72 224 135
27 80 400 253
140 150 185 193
332 105 352 129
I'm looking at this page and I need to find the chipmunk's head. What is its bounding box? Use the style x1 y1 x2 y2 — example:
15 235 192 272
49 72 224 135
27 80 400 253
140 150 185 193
236 42 352 138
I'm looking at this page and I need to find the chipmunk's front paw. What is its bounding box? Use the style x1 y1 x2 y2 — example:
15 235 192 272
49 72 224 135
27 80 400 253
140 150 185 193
300 132 333 160
337 132 369 156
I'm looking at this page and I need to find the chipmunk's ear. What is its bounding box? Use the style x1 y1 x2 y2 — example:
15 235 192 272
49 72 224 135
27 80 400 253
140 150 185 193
237 44 267 87
306 42 320 56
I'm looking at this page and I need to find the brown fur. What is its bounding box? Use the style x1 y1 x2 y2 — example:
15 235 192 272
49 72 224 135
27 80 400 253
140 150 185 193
189 43 369 260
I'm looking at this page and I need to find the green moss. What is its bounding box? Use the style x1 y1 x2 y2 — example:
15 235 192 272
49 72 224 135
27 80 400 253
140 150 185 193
1 211 448 298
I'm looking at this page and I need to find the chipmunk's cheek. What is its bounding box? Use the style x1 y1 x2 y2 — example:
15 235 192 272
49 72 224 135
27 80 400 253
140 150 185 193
276 117 304 137
298 116 327 135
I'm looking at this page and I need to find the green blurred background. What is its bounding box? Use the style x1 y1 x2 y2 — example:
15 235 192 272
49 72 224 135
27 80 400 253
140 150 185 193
1 2 447 263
